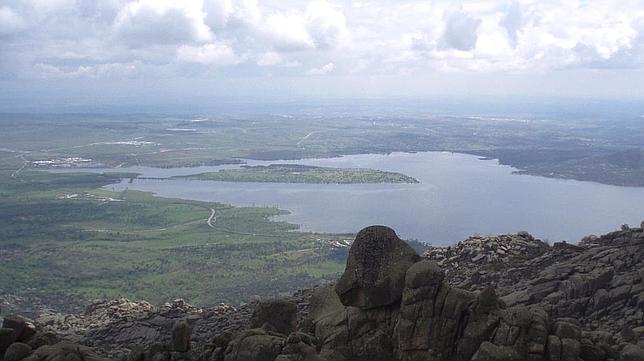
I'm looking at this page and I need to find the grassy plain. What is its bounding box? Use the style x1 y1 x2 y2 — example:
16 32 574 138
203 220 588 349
0 161 351 311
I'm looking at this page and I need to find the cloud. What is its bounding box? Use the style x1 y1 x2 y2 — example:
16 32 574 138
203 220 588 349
202 0 260 30
202 0 233 29
34 61 141 79
441 9 481 51
501 1 522 48
256 51 301 67
263 1 348 51
304 1 348 49
113 0 213 48
176 42 239 65
1 0 644 84
0 6 26 35
307 62 335 75
264 11 315 51
256 51 282 66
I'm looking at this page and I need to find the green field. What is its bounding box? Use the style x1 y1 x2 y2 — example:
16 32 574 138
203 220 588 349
174 164 418 184
0 166 352 311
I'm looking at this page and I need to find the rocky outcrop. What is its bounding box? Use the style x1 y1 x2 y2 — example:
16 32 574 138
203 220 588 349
336 226 420 309
31 299 244 359
204 300 322 361
423 232 553 293
0 314 106 361
304 225 644 361
422 226 644 350
4 224 644 361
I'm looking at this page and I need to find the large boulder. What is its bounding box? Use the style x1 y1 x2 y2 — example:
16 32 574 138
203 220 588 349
26 332 59 350
250 299 298 335
4 342 32 361
275 332 325 361
3 316 36 343
223 329 284 361
335 226 420 309
621 344 644 361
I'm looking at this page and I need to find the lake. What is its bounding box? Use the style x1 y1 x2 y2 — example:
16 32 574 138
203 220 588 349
86 151 644 245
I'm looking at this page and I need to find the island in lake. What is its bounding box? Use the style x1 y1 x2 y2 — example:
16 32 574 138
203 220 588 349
173 164 419 184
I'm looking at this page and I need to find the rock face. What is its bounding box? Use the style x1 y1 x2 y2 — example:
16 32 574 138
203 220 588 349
305 225 644 361
424 227 644 349
171 320 191 352
335 226 420 309
210 299 322 361
5 224 644 361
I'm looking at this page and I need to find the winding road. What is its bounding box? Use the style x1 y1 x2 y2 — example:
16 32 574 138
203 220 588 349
207 208 217 228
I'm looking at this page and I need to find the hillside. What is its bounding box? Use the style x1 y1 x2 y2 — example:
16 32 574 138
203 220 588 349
1 223 643 361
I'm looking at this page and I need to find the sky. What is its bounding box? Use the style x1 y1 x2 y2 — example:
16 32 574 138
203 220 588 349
1 0 644 109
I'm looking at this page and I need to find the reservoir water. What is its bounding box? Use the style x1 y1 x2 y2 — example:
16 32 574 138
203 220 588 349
85 151 644 245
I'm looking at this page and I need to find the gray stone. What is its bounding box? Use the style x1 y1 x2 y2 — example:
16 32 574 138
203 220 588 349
2 316 36 342
223 329 284 361
1 328 14 353
404 260 444 289
553 319 582 340
560 338 580 361
275 332 324 361
31 343 109 361
579 341 606 361
26 331 59 349
471 342 521 361
172 320 191 352
547 335 562 361
335 226 420 309
250 299 298 335
4 342 32 361
621 344 644 361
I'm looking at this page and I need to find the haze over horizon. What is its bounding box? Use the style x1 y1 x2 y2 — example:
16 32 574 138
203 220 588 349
2 0 644 111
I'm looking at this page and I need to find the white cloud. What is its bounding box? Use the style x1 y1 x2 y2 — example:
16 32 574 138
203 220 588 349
304 1 349 49
176 42 239 65
2 0 644 84
256 51 301 67
113 0 213 47
0 6 26 35
34 61 141 79
441 9 481 51
262 1 348 51
501 1 522 48
256 51 282 66
202 0 260 29
202 0 234 29
307 62 335 75
264 11 315 51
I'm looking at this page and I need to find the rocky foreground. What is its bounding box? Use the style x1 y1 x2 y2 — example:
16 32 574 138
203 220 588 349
1 224 644 361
